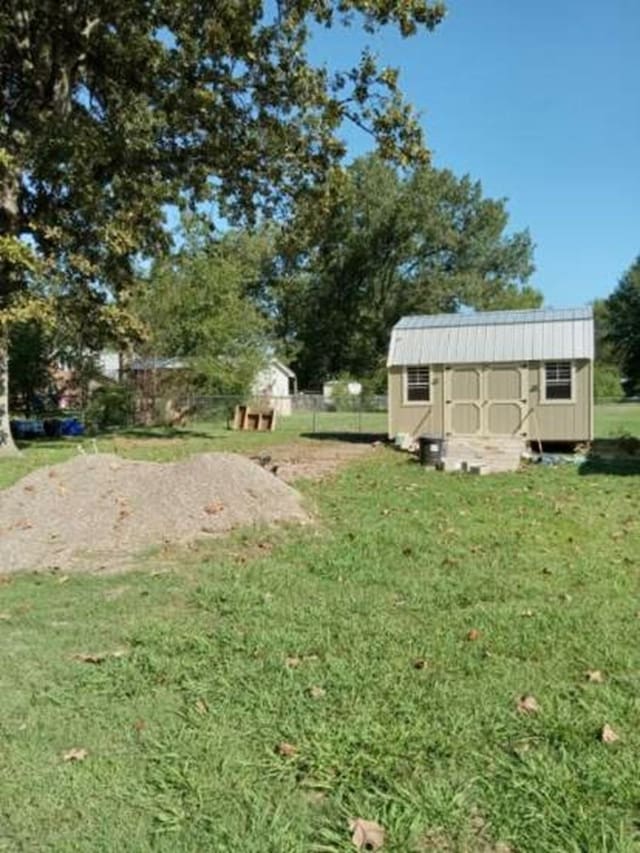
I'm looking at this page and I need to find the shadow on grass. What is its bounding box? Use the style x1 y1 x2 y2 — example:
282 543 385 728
579 456 640 476
299 431 387 444
113 426 222 440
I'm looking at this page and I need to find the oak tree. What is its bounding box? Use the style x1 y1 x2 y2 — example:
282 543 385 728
0 0 446 451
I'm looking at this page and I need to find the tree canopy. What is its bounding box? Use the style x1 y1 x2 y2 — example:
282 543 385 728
134 226 269 397
0 0 447 449
606 256 640 395
266 155 539 388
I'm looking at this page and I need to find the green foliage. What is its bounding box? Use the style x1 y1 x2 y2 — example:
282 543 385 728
0 0 447 451
606 256 640 395
8 320 53 415
268 155 539 387
135 227 270 396
593 363 622 401
84 384 134 432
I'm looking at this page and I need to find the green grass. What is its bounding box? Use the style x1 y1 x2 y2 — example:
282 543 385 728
1 407 640 851
594 402 640 438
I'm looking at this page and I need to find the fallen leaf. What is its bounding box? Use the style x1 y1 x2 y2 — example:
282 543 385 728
285 656 302 669
516 694 540 715
585 669 605 684
72 649 127 664
73 653 106 664
62 747 88 762
195 698 209 715
307 685 326 700
204 501 225 515
413 658 428 670
57 575 70 584
466 628 481 641
600 724 619 743
0 612 11 621
349 817 385 850
276 741 298 757
520 609 535 618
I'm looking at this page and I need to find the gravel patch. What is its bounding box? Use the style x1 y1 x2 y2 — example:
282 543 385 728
0 452 308 574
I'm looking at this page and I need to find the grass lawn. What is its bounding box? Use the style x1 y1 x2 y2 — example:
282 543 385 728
594 403 640 439
1 407 639 851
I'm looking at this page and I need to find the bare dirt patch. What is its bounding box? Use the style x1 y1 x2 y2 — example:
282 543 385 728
0 452 308 574
248 438 382 482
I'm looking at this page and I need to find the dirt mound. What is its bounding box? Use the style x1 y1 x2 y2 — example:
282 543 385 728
0 452 308 574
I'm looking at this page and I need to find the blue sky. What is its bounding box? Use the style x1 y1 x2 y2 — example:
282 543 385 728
308 0 640 307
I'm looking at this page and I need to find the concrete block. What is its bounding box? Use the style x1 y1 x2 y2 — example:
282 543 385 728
468 464 489 475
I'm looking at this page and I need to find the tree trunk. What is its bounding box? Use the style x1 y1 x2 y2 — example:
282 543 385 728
0 338 19 455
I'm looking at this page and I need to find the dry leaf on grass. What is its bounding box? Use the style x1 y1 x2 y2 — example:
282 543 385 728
516 695 540 715
285 656 302 669
307 685 326 700
194 698 209 715
349 817 385 850
585 669 605 683
413 658 428 670
466 628 481 641
73 652 106 664
600 724 619 743
72 649 127 664
203 501 225 515
62 747 88 762
275 741 298 757
520 609 535 618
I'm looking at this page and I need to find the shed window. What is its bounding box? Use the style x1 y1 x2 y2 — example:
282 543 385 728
544 361 572 400
406 366 430 402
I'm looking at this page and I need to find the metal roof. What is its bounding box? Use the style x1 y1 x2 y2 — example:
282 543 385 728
387 307 594 366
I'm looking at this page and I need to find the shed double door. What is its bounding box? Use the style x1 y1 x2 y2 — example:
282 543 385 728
443 365 527 437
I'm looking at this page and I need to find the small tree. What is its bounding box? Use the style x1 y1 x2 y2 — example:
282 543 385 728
606 257 640 395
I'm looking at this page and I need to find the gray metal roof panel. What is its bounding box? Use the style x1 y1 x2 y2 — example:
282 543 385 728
388 307 594 366
393 306 592 330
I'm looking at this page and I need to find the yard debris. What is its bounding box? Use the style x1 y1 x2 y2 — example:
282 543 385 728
307 685 326 700
349 817 385 850
62 747 88 762
413 658 428 670
466 628 481 641
203 501 225 515
600 724 619 744
72 649 127 664
516 695 540 715
285 656 302 669
585 669 605 684
520 609 535 618
194 698 209 715
275 741 298 757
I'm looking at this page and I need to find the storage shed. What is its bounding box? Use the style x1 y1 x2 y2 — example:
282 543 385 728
387 307 594 444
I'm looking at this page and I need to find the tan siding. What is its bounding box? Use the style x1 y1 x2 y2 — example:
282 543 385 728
487 402 523 434
487 366 522 400
527 360 592 442
388 365 444 438
451 368 480 399
451 403 481 434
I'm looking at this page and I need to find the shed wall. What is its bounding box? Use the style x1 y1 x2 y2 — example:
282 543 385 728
527 359 592 442
388 359 593 442
388 365 444 438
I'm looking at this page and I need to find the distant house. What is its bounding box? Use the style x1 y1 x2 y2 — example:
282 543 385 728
387 307 594 444
252 359 297 415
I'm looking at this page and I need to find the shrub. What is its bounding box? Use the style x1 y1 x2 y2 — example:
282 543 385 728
85 384 134 431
